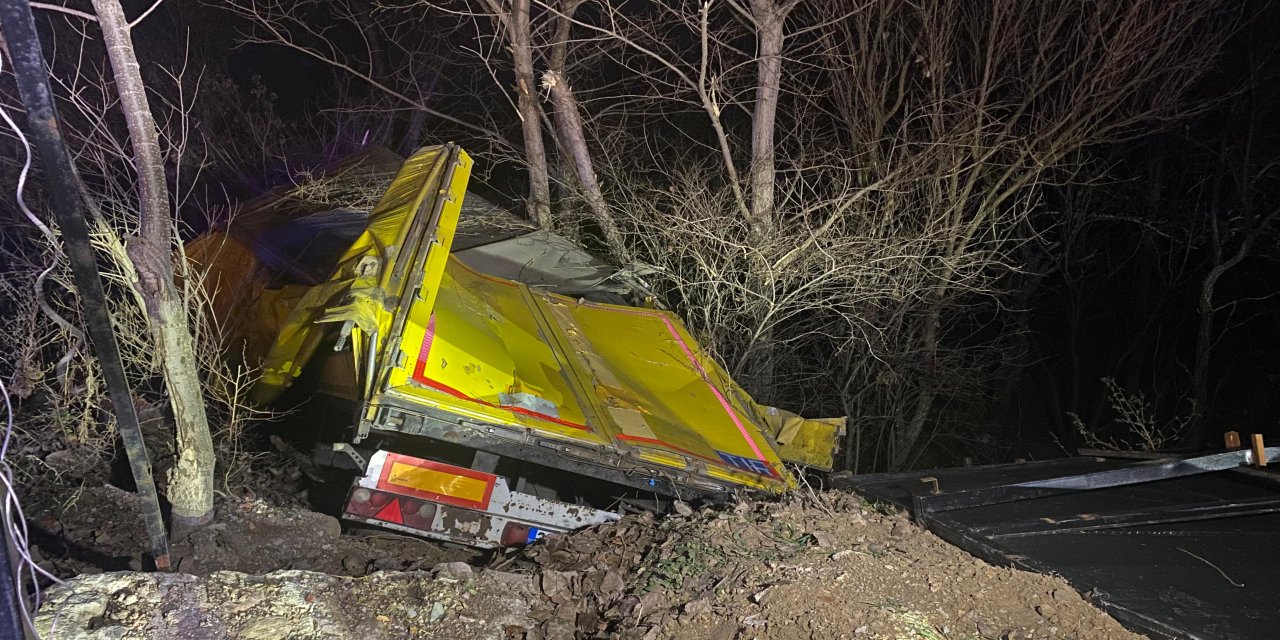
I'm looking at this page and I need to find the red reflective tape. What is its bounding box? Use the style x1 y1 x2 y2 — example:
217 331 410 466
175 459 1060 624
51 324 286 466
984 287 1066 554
616 434 780 478
616 434 718 465
411 314 438 382
505 405 592 431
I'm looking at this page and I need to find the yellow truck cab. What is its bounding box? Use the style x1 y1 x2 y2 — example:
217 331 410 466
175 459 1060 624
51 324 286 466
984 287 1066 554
192 145 843 548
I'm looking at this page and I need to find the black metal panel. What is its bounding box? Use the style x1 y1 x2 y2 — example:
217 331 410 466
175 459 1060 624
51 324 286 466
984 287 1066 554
844 457 1280 640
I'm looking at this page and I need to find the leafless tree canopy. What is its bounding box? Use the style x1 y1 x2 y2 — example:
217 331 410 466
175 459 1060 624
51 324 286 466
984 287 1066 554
215 0 1234 470
0 2 277 512
0 0 1239 477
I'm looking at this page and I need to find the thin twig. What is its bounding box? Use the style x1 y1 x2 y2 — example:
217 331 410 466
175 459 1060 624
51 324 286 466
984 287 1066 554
1178 547 1245 588
29 2 97 22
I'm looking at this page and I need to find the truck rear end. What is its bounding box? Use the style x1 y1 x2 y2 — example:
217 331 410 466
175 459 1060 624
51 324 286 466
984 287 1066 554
195 145 843 548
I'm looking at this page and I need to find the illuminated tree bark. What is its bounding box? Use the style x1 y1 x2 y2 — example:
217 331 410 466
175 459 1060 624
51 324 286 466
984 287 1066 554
93 0 215 526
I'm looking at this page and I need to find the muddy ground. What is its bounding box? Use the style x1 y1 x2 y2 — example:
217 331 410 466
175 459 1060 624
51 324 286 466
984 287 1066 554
26 484 479 577
23 476 1145 640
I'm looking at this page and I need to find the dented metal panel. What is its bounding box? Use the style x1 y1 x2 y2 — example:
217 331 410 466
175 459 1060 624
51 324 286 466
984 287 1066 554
760 406 847 471
252 145 470 404
540 293 793 491
377 257 611 445
235 145 842 500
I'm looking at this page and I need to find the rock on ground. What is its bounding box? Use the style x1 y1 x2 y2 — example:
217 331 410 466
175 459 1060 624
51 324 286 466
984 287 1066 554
35 568 538 640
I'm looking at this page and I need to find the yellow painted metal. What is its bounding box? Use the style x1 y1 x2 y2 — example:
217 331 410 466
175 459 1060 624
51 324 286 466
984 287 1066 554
244 144 841 495
379 258 611 444
251 145 470 404
759 407 847 471
541 294 794 491
370 253 795 491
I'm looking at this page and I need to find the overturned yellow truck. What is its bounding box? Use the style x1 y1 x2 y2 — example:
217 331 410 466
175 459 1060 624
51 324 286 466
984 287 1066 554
193 145 843 548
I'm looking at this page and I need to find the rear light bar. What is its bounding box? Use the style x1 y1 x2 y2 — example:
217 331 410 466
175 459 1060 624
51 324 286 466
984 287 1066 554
346 485 546 546
342 450 619 548
345 487 438 530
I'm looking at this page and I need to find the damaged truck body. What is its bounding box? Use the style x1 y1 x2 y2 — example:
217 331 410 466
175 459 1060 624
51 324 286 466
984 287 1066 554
192 145 843 548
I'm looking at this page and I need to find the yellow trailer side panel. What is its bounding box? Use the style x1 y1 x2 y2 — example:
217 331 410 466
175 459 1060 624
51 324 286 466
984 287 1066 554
544 295 793 491
253 146 468 404
380 258 610 445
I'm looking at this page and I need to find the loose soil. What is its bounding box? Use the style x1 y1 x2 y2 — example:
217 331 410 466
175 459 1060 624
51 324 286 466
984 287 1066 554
27 481 1145 639
498 491 1141 640
25 484 479 578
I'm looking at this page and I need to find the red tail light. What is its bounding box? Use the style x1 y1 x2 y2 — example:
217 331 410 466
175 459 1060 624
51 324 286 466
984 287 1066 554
401 499 437 529
346 488 382 517
500 522 533 546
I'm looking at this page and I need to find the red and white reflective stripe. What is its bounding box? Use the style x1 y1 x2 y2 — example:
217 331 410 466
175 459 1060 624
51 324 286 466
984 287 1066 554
375 452 497 510
411 313 438 382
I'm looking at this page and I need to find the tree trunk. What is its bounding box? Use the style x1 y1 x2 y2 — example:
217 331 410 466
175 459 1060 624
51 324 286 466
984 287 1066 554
549 0 583 77
506 0 553 229
893 305 941 470
1187 234 1248 446
747 0 791 232
542 70 629 263
736 0 793 391
93 0 215 527
546 0 582 208
397 109 427 157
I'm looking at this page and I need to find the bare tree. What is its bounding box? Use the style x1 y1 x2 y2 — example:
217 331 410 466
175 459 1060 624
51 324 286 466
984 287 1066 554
89 0 216 526
481 0 554 228
744 0 799 230
3 0 248 526
807 0 1233 468
221 0 562 223
542 70 627 261
216 0 1234 471
1186 59 1280 445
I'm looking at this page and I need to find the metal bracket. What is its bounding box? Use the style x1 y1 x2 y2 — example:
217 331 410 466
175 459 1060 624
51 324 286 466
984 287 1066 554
471 450 501 473
354 419 374 443
334 319 355 352
332 443 368 470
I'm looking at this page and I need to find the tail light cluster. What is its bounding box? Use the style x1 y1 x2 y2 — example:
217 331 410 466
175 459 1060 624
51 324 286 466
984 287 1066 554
345 487 437 530
347 486 550 547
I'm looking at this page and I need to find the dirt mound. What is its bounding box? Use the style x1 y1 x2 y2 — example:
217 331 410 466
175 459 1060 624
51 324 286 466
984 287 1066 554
29 484 1146 639
496 491 1143 640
